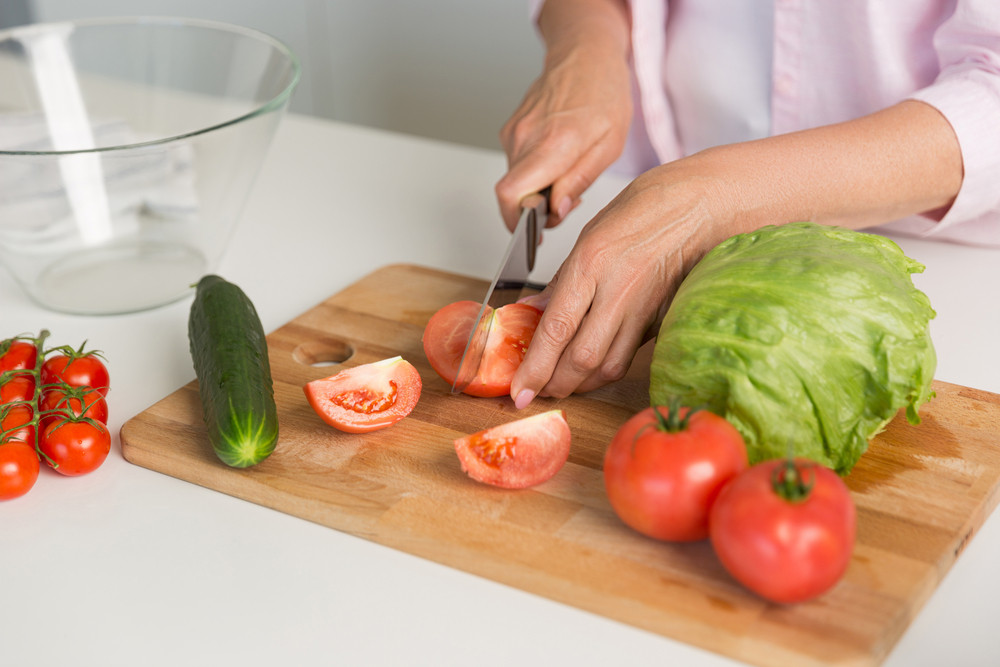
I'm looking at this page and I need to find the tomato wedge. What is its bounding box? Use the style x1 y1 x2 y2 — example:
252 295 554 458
304 356 422 433
454 409 571 489
423 300 541 398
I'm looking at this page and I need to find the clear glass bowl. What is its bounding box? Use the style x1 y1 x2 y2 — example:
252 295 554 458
0 17 300 314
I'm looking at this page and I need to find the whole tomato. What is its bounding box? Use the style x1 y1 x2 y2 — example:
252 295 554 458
39 419 111 476
0 442 40 500
1 373 36 404
1 404 36 447
0 340 38 373
41 348 110 396
603 403 748 542
709 458 856 604
40 386 109 426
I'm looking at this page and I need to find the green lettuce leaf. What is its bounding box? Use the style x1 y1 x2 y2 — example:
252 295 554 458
649 222 936 474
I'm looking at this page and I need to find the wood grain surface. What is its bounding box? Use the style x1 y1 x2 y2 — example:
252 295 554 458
120 264 1000 667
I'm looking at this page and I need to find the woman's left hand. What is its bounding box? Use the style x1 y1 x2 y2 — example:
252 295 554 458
510 163 731 407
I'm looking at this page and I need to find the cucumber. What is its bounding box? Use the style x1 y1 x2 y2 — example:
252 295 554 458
188 275 278 468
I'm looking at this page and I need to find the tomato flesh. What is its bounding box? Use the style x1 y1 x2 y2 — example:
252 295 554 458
423 300 541 398
603 405 748 542
305 356 422 433
709 458 856 604
454 409 571 489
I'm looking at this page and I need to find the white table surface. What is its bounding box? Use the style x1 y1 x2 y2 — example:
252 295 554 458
2 113 999 667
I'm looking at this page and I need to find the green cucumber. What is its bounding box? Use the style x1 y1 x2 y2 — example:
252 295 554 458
188 275 278 468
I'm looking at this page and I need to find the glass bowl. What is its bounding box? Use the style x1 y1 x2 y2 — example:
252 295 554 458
0 17 300 314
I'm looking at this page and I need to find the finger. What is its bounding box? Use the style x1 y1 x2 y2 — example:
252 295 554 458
510 272 593 408
498 133 620 232
572 313 648 394
496 142 579 231
535 279 627 399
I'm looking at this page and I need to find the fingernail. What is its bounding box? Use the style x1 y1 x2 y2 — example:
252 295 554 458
516 292 550 310
556 196 571 219
514 389 535 410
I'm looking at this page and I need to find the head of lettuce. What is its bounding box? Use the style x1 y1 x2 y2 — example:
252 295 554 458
650 222 936 475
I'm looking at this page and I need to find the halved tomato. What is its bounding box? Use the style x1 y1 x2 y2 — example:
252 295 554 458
422 300 542 398
454 409 571 489
304 356 422 433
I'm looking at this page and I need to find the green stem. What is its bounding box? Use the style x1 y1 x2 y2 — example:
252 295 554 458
771 458 815 503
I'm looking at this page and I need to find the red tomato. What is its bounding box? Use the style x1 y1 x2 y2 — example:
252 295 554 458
422 300 541 398
39 386 109 425
0 340 37 373
1 404 35 447
709 458 856 604
454 409 571 489
39 419 111 476
603 405 748 542
0 442 40 500
1 374 36 404
304 356 422 433
41 352 110 395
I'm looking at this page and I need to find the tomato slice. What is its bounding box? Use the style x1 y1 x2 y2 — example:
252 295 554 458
423 300 542 398
454 409 571 489
304 356 422 433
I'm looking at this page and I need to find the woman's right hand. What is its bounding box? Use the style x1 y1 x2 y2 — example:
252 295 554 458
495 0 633 231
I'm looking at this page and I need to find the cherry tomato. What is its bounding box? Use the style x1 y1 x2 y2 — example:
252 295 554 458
304 356 422 433
41 352 110 395
0 340 37 373
454 409 571 489
39 419 111 476
0 442 40 500
1 404 36 446
1 373 36 404
423 300 541 398
39 386 109 425
709 458 856 604
603 404 748 542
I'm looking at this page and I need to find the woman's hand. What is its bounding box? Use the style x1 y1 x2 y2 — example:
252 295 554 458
496 0 632 231
508 100 964 408
511 165 734 407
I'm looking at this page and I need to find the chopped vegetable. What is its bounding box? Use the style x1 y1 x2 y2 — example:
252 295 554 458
304 356 422 433
454 409 571 489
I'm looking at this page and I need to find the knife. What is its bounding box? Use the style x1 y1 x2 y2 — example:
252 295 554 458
450 187 550 394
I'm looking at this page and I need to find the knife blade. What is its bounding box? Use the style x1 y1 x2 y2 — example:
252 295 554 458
450 187 550 394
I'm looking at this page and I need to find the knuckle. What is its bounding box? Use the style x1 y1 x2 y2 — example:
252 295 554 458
598 358 629 383
538 312 577 348
567 344 602 375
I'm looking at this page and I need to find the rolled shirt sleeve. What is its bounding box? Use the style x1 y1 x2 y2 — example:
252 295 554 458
907 0 1000 234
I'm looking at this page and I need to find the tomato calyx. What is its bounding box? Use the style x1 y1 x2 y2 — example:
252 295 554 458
770 458 817 503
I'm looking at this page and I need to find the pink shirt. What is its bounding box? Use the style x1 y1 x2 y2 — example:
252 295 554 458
531 0 1000 247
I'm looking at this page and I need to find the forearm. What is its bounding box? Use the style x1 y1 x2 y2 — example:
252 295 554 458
687 100 964 236
536 0 631 65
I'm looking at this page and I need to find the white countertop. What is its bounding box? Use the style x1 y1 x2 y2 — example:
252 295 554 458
2 113 998 667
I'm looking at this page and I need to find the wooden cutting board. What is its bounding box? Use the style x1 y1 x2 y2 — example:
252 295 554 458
120 263 1000 667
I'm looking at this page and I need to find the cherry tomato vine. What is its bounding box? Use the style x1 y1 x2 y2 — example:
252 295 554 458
1 329 111 500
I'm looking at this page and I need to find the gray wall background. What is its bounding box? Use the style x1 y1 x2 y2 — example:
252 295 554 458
1 0 545 150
